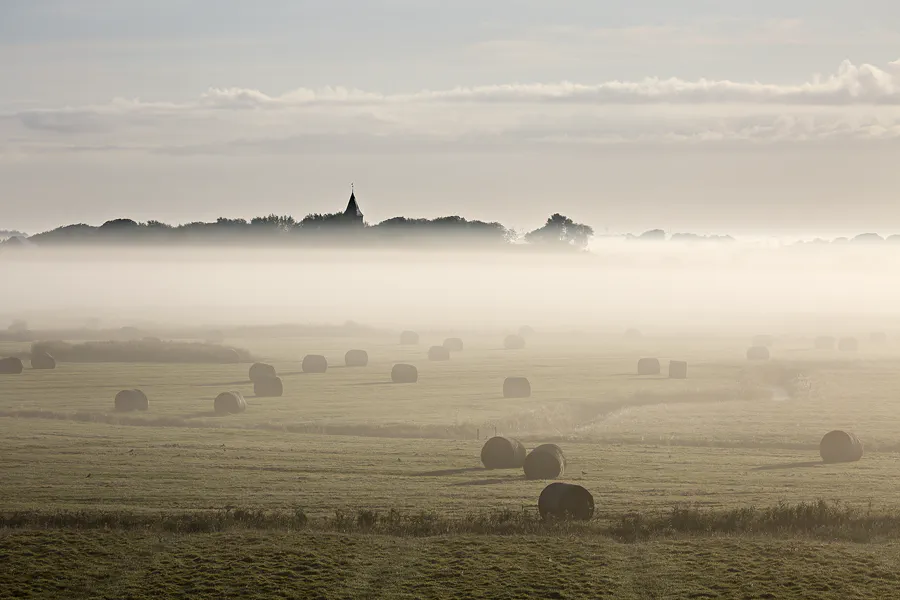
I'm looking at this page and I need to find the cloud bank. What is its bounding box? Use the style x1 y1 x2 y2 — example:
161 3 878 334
4 59 900 157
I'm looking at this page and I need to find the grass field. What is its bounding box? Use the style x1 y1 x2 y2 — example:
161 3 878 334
2 331 900 598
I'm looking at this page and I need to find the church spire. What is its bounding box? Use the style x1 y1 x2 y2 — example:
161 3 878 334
344 183 363 219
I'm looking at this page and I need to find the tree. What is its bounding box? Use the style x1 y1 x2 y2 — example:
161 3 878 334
524 214 594 250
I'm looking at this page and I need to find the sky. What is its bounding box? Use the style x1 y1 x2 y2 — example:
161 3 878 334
2 0 900 236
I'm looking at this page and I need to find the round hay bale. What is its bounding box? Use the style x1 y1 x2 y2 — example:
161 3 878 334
302 354 328 373
637 358 660 376
345 349 369 367
0 357 24 375
142 336 162 344
114 389 149 412
504 334 526 350
815 336 835 350
747 346 770 361
391 363 418 383
752 335 775 348
253 376 283 398
838 337 859 352
819 430 864 464
214 391 247 415
249 362 276 382
668 360 688 379
870 332 888 345
31 352 56 370
523 444 566 480
400 330 419 345
480 436 527 469
503 377 531 398
624 328 643 341
518 325 535 337
538 482 594 521
427 346 450 361
443 337 464 352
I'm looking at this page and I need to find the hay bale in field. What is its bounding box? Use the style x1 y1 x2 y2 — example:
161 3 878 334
391 363 418 383
214 391 247 415
518 325 535 337
345 349 369 367
838 337 859 352
752 335 775 348
114 389 149 412
253 376 283 398
302 354 328 373
668 360 688 379
870 332 888 345
819 430 864 464
249 362 277 382
523 444 566 480
443 337 464 352
815 336 836 350
637 358 661 376
503 377 531 398
428 346 450 361
504 334 526 350
400 330 419 345
538 482 595 521
747 346 770 361
30 352 56 370
0 357 24 375
480 436 527 469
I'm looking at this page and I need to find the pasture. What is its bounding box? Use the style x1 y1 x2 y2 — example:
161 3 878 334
2 331 900 598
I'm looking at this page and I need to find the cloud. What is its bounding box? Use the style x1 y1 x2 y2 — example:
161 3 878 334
4 59 900 158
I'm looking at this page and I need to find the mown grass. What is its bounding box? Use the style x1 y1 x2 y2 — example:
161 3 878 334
3 528 900 599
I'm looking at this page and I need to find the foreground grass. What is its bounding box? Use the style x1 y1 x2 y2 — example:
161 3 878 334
3 528 900 599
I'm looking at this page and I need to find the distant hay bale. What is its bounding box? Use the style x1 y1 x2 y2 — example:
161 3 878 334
30 352 56 370
249 362 277 382
838 337 859 352
214 391 247 415
624 328 643 341
518 326 535 337
114 389 149 412
345 349 369 367
668 360 688 379
503 377 531 398
504 334 526 350
637 358 661 376
819 430 864 464
523 444 566 480
142 336 162 344
0 357 24 375
253 376 284 398
752 335 775 348
443 337 464 352
391 363 418 383
400 330 419 345
870 332 888 345
747 346 771 361
428 346 450 361
480 436 527 469
302 354 328 373
815 336 836 350
538 482 595 521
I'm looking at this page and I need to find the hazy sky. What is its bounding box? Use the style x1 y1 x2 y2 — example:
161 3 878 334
2 1 900 235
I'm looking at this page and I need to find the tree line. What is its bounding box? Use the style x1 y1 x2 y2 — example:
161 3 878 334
13 213 597 251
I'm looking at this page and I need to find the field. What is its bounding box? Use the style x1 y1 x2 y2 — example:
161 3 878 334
3 331 900 598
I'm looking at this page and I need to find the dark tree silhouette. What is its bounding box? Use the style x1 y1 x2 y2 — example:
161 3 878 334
524 214 594 249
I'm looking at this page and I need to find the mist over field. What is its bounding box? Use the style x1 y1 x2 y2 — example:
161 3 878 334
4 241 900 334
